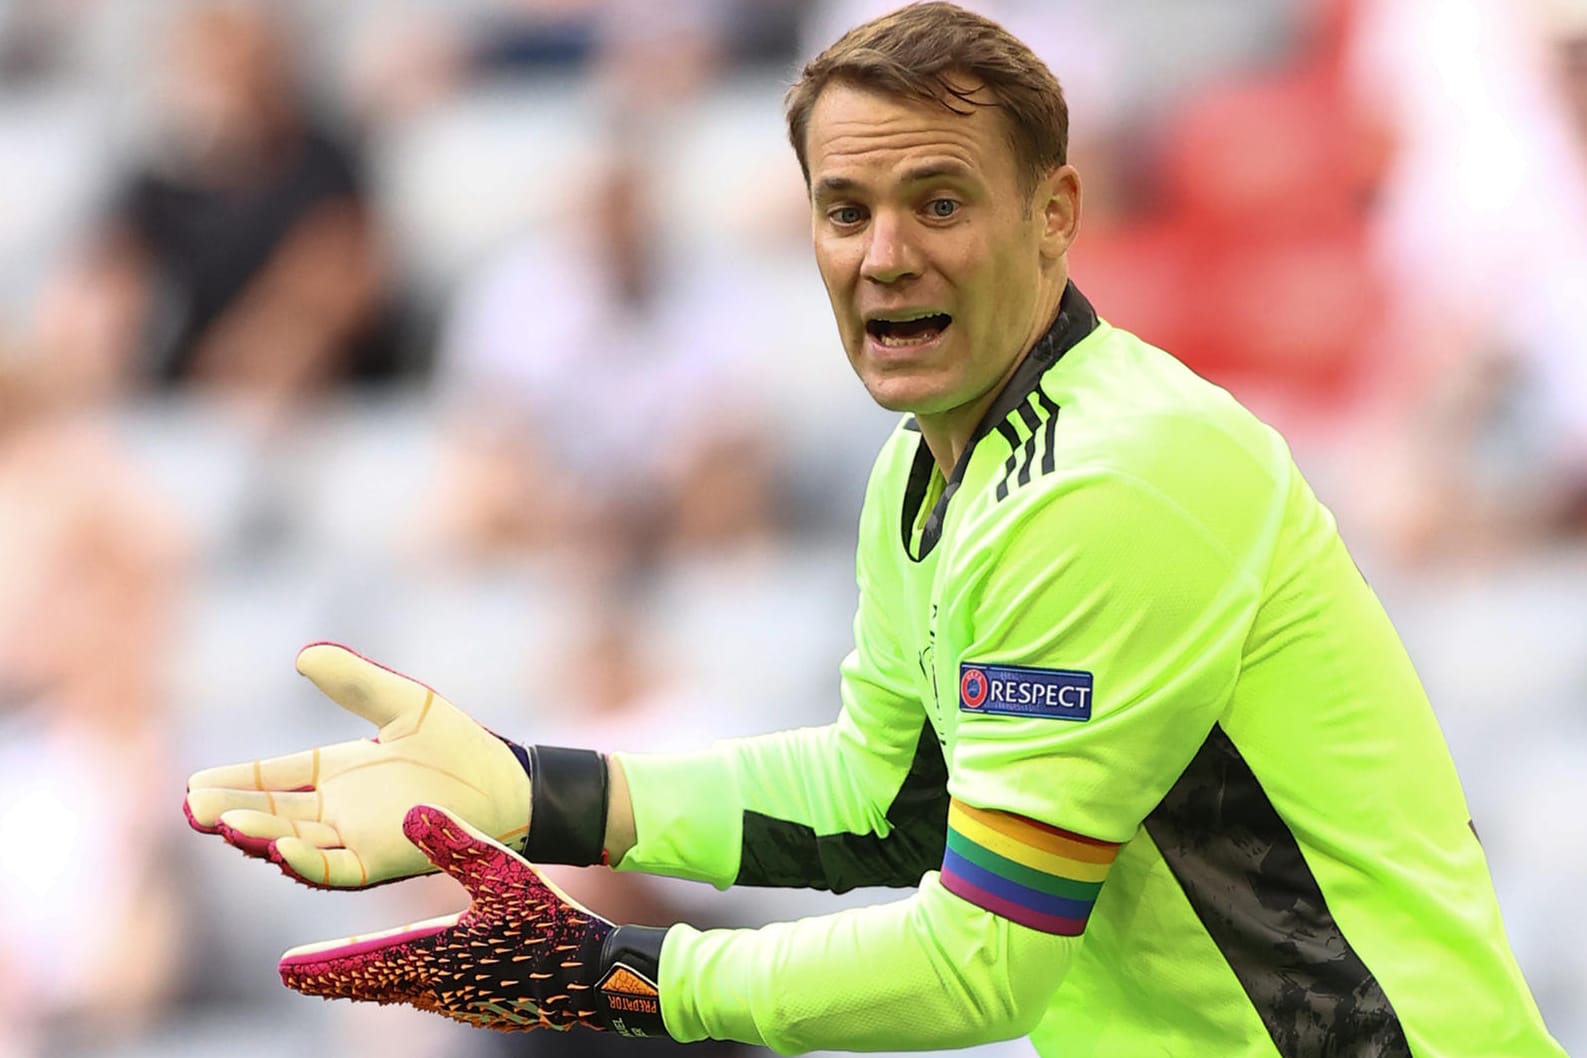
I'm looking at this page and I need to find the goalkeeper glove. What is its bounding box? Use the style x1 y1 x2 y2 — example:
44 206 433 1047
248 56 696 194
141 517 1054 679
184 642 610 888
279 802 669 1037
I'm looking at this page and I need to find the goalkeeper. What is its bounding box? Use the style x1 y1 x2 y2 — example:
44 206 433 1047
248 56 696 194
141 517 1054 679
186 3 1566 1055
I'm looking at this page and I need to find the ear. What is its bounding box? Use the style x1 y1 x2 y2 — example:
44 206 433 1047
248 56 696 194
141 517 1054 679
1035 165 1082 261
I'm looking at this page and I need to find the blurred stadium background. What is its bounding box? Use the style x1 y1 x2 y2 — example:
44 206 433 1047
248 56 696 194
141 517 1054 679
0 0 1583 1055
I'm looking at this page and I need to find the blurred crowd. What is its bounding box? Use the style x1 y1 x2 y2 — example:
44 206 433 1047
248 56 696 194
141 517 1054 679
0 1 1583 1056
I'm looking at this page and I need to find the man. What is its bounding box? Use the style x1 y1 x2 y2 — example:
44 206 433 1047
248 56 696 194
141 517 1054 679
41 3 398 408
185 4 1567 1054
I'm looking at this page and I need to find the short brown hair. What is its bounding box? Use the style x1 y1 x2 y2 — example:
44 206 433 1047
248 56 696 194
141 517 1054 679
785 2 1069 196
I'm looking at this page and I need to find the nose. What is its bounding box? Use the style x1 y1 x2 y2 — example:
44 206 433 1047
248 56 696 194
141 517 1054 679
860 212 921 285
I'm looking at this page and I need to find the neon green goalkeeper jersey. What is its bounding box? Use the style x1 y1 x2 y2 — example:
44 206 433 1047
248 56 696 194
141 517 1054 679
614 284 1565 1056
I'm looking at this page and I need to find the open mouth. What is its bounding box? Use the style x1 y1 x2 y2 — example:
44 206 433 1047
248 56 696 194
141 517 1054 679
866 313 952 348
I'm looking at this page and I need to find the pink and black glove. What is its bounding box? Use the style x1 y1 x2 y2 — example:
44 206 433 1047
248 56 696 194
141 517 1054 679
280 803 669 1037
184 643 611 888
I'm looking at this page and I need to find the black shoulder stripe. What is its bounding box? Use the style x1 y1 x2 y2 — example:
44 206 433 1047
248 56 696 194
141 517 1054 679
1015 400 1042 489
993 420 1022 502
996 396 1064 503
1034 385 1060 476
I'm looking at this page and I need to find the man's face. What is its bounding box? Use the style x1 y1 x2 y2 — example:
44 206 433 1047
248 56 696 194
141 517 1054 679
805 81 1068 427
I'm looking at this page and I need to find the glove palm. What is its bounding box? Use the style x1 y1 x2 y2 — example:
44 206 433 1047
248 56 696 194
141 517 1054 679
279 804 663 1035
184 642 531 888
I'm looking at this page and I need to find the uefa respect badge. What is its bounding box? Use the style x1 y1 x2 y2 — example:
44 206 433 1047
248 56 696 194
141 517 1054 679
959 662 1093 721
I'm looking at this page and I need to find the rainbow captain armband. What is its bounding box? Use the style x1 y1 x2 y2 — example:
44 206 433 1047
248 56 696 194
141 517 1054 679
940 799 1122 935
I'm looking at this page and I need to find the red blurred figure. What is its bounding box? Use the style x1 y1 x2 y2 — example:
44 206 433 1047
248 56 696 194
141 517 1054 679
1073 0 1389 444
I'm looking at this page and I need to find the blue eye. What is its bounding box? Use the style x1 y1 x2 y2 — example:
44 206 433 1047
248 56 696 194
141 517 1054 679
830 205 865 226
928 198 959 218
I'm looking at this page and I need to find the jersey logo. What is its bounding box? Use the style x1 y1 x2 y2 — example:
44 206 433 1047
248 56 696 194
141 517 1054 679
960 663 1092 720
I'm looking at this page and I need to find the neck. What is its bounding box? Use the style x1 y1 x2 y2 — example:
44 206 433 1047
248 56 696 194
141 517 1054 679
918 277 1068 475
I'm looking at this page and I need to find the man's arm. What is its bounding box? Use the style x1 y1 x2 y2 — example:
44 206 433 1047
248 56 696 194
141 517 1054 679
602 717 946 891
603 756 638 863
627 464 1266 1051
605 533 947 891
189 197 383 398
661 869 1083 1054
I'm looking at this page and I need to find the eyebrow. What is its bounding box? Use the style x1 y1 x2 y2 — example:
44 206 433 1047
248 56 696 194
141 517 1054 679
900 162 976 184
814 162 977 199
815 175 862 198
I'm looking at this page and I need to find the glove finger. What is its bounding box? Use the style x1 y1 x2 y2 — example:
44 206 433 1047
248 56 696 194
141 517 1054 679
278 911 460 1002
271 836 386 889
189 734 379 794
403 805 598 926
183 791 222 834
217 810 341 858
185 788 323 831
403 804 540 898
187 746 322 797
296 642 437 733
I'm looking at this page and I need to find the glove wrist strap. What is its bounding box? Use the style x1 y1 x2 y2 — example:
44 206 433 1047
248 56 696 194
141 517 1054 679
523 745 609 866
595 925 669 1037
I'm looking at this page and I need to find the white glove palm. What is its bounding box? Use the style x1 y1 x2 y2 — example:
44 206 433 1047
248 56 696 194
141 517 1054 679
184 642 532 889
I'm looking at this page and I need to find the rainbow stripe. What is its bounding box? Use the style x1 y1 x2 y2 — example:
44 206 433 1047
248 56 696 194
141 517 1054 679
940 799 1121 935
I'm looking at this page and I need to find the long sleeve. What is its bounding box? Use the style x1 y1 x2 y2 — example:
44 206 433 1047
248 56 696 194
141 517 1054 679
657 870 1079 1054
611 586 946 890
612 443 949 892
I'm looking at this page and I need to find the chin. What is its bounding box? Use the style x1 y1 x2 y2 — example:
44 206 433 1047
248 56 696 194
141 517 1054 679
861 373 955 415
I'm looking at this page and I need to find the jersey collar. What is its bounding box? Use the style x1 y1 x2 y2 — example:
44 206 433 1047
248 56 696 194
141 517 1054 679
899 281 1099 562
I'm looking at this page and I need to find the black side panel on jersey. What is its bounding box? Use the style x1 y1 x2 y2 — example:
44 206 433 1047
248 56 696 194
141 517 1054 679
736 722 948 892
1145 725 1412 1058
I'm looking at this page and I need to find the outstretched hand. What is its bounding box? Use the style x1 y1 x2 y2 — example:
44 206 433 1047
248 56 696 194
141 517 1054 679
279 803 638 1033
184 643 532 888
